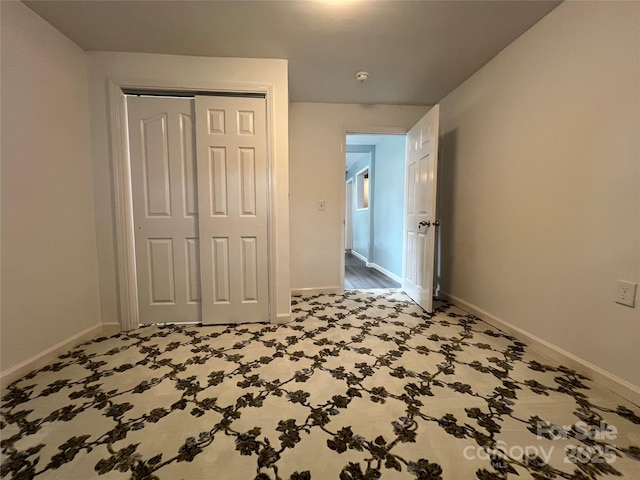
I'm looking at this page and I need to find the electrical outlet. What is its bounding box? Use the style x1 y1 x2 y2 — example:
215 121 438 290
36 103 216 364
615 280 637 308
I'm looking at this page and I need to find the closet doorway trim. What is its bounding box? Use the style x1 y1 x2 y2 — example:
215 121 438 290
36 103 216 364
108 79 277 331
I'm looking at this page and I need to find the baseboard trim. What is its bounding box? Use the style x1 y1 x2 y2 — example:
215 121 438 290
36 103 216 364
273 313 292 325
1 323 106 390
101 322 122 337
366 263 402 283
291 287 341 297
350 250 367 263
439 292 640 406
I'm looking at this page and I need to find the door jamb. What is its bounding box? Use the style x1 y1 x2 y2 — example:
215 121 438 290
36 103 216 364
340 127 408 293
108 79 276 331
345 178 353 251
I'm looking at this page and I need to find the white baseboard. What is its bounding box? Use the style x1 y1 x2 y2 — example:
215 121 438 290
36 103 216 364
273 313 292 324
0 323 110 390
101 322 122 337
366 262 402 283
350 250 367 263
438 292 640 406
291 287 341 297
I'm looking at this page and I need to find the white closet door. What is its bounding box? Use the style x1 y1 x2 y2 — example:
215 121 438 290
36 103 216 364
195 96 269 324
127 96 201 324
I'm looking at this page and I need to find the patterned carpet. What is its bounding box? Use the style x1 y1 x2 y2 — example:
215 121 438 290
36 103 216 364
1 290 639 480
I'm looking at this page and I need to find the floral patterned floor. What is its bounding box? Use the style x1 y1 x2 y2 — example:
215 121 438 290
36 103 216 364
1 290 639 480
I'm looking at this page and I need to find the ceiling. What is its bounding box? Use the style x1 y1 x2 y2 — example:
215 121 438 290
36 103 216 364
24 0 561 105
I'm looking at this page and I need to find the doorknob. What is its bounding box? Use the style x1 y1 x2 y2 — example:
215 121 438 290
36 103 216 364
418 221 430 228
433 220 441 227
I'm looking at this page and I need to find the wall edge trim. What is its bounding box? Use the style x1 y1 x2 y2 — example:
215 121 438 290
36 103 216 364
274 313 292 325
350 250 367 263
438 292 640 406
0 323 103 392
291 287 341 297
101 322 122 337
366 262 402 283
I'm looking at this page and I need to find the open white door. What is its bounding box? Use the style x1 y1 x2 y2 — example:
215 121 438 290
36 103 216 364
402 105 440 313
195 96 269 324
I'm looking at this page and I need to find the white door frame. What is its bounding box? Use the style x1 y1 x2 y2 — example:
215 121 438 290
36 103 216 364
340 127 407 293
108 78 277 330
345 178 353 251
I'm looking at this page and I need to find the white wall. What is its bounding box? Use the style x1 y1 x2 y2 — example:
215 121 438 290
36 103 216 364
438 1 640 387
1 2 101 372
289 103 428 291
87 52 291 322
86 52 291 325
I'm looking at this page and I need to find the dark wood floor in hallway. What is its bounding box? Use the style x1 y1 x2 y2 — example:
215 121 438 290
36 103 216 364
344 252 401 289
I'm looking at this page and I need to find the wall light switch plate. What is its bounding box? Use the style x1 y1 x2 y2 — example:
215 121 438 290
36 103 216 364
615 280 637 307
318 200 326 211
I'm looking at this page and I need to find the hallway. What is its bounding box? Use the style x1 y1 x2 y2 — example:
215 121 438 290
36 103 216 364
345 252 400 289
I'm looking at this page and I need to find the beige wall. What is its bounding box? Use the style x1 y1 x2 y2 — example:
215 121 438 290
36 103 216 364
86 52 291 325
1 2 101 372
289 103 428 291
438 1 640 387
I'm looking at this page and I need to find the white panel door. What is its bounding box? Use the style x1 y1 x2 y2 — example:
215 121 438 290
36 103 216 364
128 96 201 324
195 96 269 324
402 105 440 313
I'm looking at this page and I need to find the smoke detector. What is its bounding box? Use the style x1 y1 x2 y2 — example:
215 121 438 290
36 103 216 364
355 71 370 83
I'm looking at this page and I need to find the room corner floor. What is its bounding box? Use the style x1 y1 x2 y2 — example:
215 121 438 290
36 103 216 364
1 290 639 479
